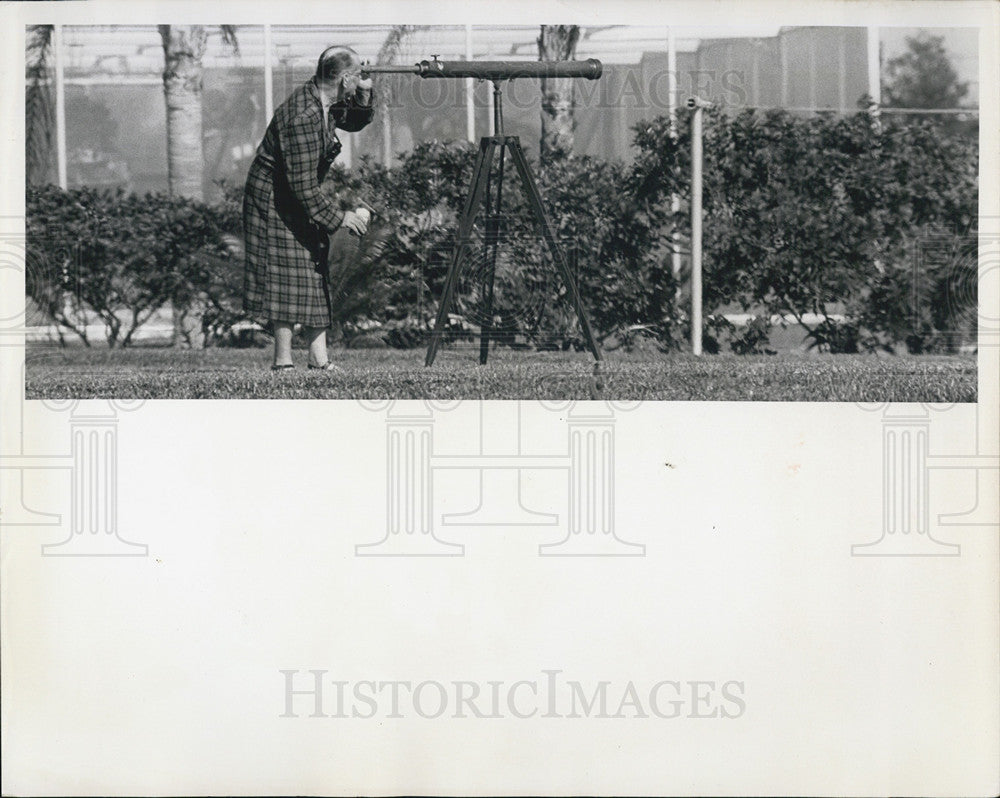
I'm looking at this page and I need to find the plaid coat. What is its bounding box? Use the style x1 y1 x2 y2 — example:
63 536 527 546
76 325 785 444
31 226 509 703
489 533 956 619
243 77 374 327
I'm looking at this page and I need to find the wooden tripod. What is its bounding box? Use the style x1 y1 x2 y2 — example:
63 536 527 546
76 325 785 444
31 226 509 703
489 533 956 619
424 81 602 367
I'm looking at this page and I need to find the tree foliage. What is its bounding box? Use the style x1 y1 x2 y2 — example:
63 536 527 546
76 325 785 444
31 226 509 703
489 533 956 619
884 32 969 110
883 32 974 138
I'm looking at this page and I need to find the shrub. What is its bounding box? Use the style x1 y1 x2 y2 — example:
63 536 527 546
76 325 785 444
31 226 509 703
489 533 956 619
731 316 777 355
28 108 976 354
628 108 978 352
334 143 679 350
27 185 237 347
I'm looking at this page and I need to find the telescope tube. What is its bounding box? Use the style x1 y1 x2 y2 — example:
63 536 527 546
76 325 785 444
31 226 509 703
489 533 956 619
362 58 603 81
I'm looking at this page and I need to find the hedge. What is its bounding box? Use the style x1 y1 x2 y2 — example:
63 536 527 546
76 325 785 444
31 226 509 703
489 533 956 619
27 109 977 353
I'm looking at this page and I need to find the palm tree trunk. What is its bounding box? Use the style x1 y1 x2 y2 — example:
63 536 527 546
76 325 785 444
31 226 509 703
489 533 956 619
160 25 207 346
160 25 207 201
373 26 429 166
537 25 580 162
26 25 55 186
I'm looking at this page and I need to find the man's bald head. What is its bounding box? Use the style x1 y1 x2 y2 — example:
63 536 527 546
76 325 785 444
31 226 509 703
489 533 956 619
316 45 361 89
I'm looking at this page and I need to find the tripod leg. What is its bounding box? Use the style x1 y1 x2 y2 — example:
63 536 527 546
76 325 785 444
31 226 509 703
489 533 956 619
506 139 603 362
426 138 497 367
480 144 506 365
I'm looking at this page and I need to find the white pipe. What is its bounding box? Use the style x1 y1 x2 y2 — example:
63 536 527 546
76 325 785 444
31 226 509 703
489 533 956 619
838 29 847 111
382 111 392 167
465 24 475 142
263 24 274 122
808 35 816 109
341 132 353 169
667 28 677 131
779 31 788 106
691 105 703 356
867 26 881 111
54 25 67 189
487 85 495 136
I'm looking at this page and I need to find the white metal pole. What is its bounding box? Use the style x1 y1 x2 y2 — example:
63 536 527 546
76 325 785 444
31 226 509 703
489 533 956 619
53 24 67 189
486 30 495 140
837 29 847 112
667 28 678 128
263 24 274 122
779 30 789 107
867 26 881 113
691 104 703 356
382 113 392 167
465 24 475 142
808 35 816 110
341 132 353 169
667 28 681 297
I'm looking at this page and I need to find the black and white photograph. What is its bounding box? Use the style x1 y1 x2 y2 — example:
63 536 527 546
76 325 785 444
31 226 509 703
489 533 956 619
1 0 998 796
17 8 985 400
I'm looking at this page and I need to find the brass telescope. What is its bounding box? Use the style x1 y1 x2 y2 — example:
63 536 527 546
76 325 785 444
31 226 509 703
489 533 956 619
361 56 602 81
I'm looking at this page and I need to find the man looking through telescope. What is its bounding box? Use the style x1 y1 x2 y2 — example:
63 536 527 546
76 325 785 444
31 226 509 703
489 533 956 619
242 45 375 371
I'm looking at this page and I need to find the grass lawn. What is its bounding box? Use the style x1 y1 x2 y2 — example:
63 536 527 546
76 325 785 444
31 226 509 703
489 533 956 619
23 344 977 401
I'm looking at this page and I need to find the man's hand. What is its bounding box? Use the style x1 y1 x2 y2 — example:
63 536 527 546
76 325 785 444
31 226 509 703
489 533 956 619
342 71 373 105
340 209 369 236
355 76 373 105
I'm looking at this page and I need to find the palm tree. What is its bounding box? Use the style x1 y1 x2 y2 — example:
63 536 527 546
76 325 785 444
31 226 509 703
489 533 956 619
26 25 55 186
537 25 580 161
158 25 238 346
371 25 429 166
158 25 239 201
27 25 239 197
26 25 240 347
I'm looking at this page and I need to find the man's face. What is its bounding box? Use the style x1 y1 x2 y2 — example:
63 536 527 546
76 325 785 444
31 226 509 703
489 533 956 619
342 62 373 99
340 59 363 94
